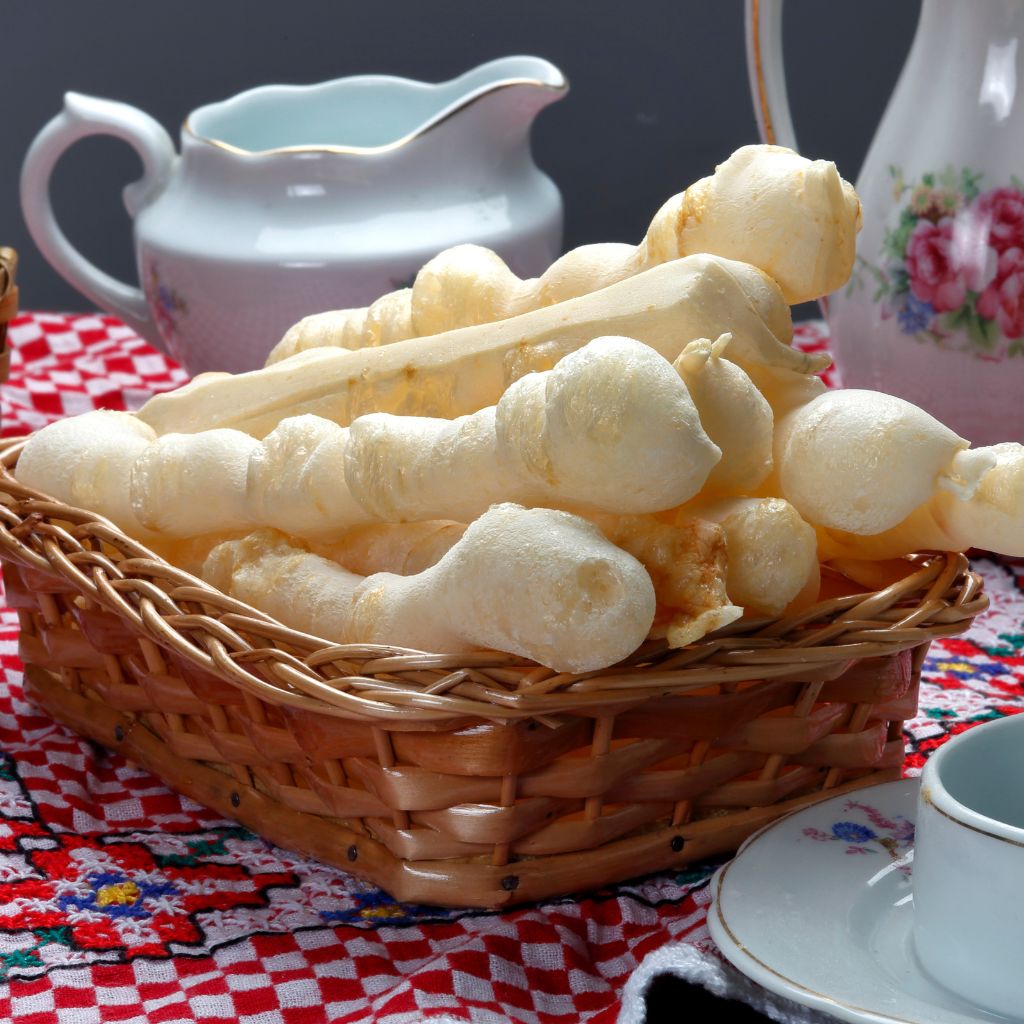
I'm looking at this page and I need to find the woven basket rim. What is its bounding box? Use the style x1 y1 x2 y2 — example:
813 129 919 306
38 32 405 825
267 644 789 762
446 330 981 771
0 247 17 319
0 435 988 724
0 248 16 380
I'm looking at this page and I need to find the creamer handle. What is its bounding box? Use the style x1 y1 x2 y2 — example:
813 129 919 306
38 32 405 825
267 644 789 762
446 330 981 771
20 92 176 350
745 0 799 150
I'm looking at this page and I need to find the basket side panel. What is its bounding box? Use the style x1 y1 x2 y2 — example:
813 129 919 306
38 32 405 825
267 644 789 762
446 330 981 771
0 533 978 909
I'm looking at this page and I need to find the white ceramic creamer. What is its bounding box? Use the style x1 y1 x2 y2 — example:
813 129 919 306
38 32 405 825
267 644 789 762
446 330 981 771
21 57 567 374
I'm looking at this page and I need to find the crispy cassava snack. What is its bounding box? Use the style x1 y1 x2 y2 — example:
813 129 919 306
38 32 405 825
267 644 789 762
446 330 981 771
680 497 819 616
55 339 720 540
775 389 996 535
674 334 774 496
270 144 859 362
203 505 656 673
138 255 816 439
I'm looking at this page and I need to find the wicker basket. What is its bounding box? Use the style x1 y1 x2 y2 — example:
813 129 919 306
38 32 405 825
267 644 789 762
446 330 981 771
0 248 16 389
0 436 986 908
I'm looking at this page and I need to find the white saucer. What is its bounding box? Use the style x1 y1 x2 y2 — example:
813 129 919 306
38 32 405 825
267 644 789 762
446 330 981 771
709 779 1021 1024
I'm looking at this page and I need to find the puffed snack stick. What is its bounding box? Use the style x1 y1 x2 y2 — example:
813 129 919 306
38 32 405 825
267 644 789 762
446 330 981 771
270 144 860 361
202 504 657 674
138 255 821 439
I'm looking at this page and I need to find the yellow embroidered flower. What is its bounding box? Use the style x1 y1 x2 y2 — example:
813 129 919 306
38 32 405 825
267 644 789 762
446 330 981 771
95 881 141 907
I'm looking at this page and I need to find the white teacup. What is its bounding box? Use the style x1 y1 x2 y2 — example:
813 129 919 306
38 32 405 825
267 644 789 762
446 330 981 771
914 713 1024 1017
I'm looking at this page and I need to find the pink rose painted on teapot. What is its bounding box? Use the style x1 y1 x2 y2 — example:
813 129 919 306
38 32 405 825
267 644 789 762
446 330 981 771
979 246 1024 339
905 218 977 314
848 169 1024 357
976 186 1024 250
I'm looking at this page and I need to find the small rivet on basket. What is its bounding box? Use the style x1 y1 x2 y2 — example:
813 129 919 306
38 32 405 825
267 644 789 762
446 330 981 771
347 845 358 862
230 791 241 808
114 726 124 743
670 835 685 853
500 874 519 892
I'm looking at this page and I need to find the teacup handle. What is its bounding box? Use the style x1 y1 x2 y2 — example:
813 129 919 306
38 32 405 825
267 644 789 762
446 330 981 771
20 92 176 350
744 0 800 150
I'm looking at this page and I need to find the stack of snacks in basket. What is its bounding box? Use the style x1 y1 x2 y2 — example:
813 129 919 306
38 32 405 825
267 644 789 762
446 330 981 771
0 145 1006 908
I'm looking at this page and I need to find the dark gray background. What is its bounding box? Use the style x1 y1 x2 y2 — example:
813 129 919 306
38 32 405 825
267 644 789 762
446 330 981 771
3 0 921 313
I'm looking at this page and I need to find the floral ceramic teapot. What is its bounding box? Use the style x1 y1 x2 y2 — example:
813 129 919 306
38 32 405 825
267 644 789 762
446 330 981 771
747 0 1024 445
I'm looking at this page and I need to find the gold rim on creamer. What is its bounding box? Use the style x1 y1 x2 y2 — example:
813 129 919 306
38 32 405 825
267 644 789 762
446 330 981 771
182 75 569 158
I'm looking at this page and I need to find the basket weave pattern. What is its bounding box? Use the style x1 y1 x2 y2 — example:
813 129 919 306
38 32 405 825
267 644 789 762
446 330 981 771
0 437 987 907
0 248 16 387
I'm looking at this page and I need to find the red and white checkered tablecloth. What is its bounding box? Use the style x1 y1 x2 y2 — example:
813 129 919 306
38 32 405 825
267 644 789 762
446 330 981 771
0 313 1020 1024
